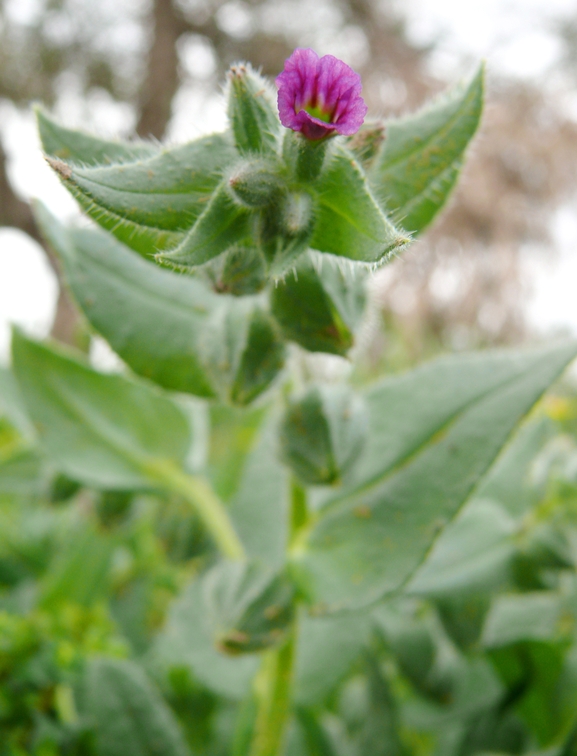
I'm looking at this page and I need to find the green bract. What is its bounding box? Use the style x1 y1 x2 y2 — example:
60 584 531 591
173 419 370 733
39 63 484 278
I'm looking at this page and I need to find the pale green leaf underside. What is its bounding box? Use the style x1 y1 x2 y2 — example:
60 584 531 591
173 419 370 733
293 341 577 611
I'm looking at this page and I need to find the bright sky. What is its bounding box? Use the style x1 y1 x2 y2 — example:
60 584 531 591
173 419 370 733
1 0 576 362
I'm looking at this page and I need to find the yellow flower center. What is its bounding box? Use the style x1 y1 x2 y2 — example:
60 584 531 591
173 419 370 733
302 104 332 123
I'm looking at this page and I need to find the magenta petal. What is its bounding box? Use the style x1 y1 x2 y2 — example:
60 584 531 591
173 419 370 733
276 47 367 140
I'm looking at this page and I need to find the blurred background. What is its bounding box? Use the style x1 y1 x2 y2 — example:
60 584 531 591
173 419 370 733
1 0 577 370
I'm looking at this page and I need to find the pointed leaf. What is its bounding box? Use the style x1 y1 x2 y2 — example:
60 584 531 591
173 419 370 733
37 108 157 166
475 416 553 517
158 181 251 268
271 253 366 356
227 64 281 155
198 298 285 406
46 134 238 257
292 342 577 611
310 148 408 263
279 385 368 486
407 499 517 597
11 331 191 490
371 65 484 235
84 657 191 756
35 202 216 397
482 592 566 648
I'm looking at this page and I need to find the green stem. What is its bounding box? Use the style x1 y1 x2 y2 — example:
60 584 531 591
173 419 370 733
249 632 295 756
290 477 309 545
283 131 329 182
146 460 245 561
248 480 308 756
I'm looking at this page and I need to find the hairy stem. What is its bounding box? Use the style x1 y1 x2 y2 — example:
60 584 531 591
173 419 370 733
290 477 309 545
146 460 245 560
249 632 295 756
283 131 329 182
248 479 307 756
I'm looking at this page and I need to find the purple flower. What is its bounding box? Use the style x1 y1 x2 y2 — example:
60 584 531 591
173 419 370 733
276 48 368 140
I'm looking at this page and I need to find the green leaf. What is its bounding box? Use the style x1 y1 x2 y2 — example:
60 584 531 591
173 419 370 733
11 331 191 490
228 158 287 208
373 600 438 697
0 450 46 498
358 655 404 756
37 108 157 165
157 181 251 269
407 499 517 597
45 133 237 257
345 122 386 171
271 253 367 356
0 367 35 439
199 298 286 406
41 523 114 608
204 243 267 296
35 201 217 397
487 641 571 747
292 342 577 611
155 577 258 699
227 63 281 156
475 416 553 517
84 657 191 756
279 384 368 486
208 403 268 501
310 147 408 264
482 592 567 648
294 611 371 706
228 418 290 569
370 64 484 235
257 191 315 278
293 710 338 756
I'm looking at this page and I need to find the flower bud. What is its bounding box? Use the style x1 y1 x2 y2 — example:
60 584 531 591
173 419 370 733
271 253 366 355
205 244 267 296
258 191 315 276
228 159 286 208
346 122 386 169
279 384 368 486
204 560 295 655
227 63 280 155
199 298 285 406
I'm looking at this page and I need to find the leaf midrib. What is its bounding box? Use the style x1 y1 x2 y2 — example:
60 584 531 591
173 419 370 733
320 358 544 514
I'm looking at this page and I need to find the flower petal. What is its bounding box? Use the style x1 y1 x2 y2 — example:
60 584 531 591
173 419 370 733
276 48 367 140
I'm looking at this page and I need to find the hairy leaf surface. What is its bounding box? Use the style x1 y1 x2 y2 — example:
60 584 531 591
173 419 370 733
293 342 577 611
371 64 484 235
